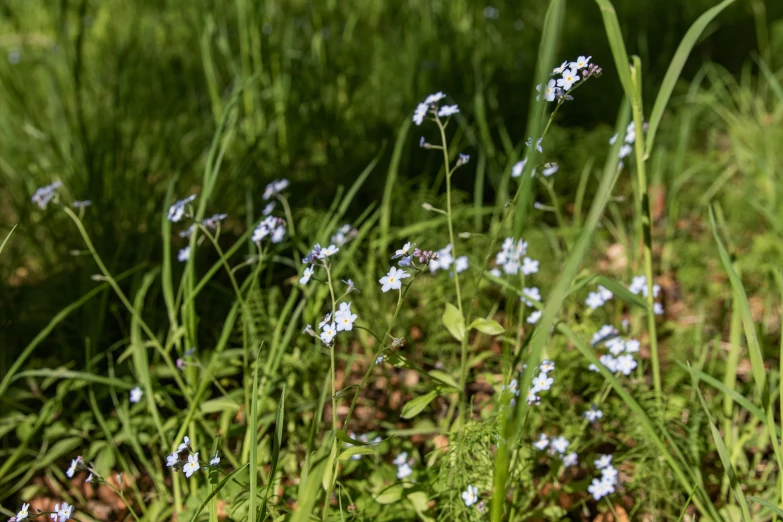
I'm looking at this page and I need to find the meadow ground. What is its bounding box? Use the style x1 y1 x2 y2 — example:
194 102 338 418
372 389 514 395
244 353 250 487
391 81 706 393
2 0 783 520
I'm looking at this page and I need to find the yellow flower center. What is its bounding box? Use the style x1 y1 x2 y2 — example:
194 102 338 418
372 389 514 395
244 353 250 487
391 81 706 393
390 277 396 282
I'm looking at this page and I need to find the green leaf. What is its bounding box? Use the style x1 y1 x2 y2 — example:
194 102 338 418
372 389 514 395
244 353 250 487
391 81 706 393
0 225 16 255
746 496 783 517
401 391 439 419
407 490 434 522
467 318 505 335
94 443 116 477
374 484 404 504
427 370 459 390
322 442 338 492
442 303 465 342
644 0 735 156
339 445 377 461
39 437 82 468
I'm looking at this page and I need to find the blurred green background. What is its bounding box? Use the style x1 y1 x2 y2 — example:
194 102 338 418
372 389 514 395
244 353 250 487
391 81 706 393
1 0 781 367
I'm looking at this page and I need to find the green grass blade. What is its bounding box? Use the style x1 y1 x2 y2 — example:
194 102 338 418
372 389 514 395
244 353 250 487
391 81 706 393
644 0 735 156
594 0 634 96
10 369 135 389
688 365 752 521
747 496 783 517
189 464 250 522
260 384 286 517
249 345 262 522
0 224 16 254
379 120 411 256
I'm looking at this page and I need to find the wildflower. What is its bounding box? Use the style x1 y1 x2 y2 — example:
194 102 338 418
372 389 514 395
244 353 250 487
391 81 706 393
539 360 555 373
542 163 559 176
531 372 553 393
129 386 143 403
595 454 613 469
624 339 640 353
562 452 578 467
394 242 412 259
320 323 337 344
584 63 603 78
167 194 196 222
598 285 612 301
570 55 592 70
588 478 610 501
262 202 276 216
591 325 617 346
533 434 549 450
166 452 179 467
551 60 568 76
489 267 502 277
318 313 332 329
72 200 92 209
379 267 410 292
209 452 220 466
525 137 543 153
456 153 470 166
550 436 569 454
438 105 459 118
202 213 228 229
585 292 605 310
602 465 619 484
511 159 527 178
177 247 190 262
616 354 637 375
52 502 73 522
331 224 356 247
584 405 603 422
654 302 664 315
521 257 539 275
31 181 63 210
393 452 408 466
335 307 357 332
521 286 540 306
179 225 195 238
318 244 339 259
177 436 191 452
85 473 93 483
184 453 200 478
262 179 289 200
300 266 314 285
527 310 542 324
455 256 468 274
618 144 633 159
397 462 413 479
557 68 580 90
461 485 479 507
599 354 618 372
540 79 557 102
16 503 29 521
424 92 446 104
606 337 625 356
66 458 79 478
413 102 428 125
375 356 383 365
252 216 286 243
342 279 359 293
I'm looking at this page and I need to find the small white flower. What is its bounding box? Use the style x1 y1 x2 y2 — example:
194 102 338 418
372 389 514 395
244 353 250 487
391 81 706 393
184 453 200 478
542 163 559 176
551 60 568 76
55 502 74 522
531 372 553 392
542 79 557 102
595 454 613 469
557 68 580 90
167 194 196 223
512 159 527 178
599 354 618 373
396 462 413 480
318 244 339 258
438 104 459 118
375 356 383 365
598 285 613 301
525 137 543 153
584 405 603 422
489 267 502 278
570 55 592 70
320 323 337 344
66 459 78 478
166 452 179 467
585 291 605 310
521 286 540 306
624 339 640 353
550 436 569 454
461 485 479 507
129 386 143 403
618 144 633 159
588 478 609 500
455 256 469 274
521 257 539 275
336 308 357 332
300 266 314 285
17 503 30 521
601 465 619 484
263 179 289 200
533 433 549 450
202 213 228 229
31 181 63 210
177 246 190 262
85 473 93 483
527 310 542 324
395 242 412 258
379 267 409 292
616 354 637 375
209 452 220 466
562 452 578 467
413 102 428 126
177 436 191 452
654 302 664 315
262 202 276 216
606 337 626 356
393 452 408 466
539 360 555 373
424 92 446 104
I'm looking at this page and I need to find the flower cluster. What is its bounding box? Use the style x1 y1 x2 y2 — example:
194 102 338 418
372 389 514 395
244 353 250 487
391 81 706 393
252 215 286 243
490 237 539 279
628 275 664 315
536 55 601 104
317 302 358 344
167 194 196 223
610 121 646 161
585 285 613 310
330 223 358 247
588 454 619 501
262 179 290 200
31 181 63 210
583 403 604 423
532 431 577 468
412 92 459 126
588 324 639 375
427 244 467 276
393 451 413 480
165 436 210 478
502 359 556 407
